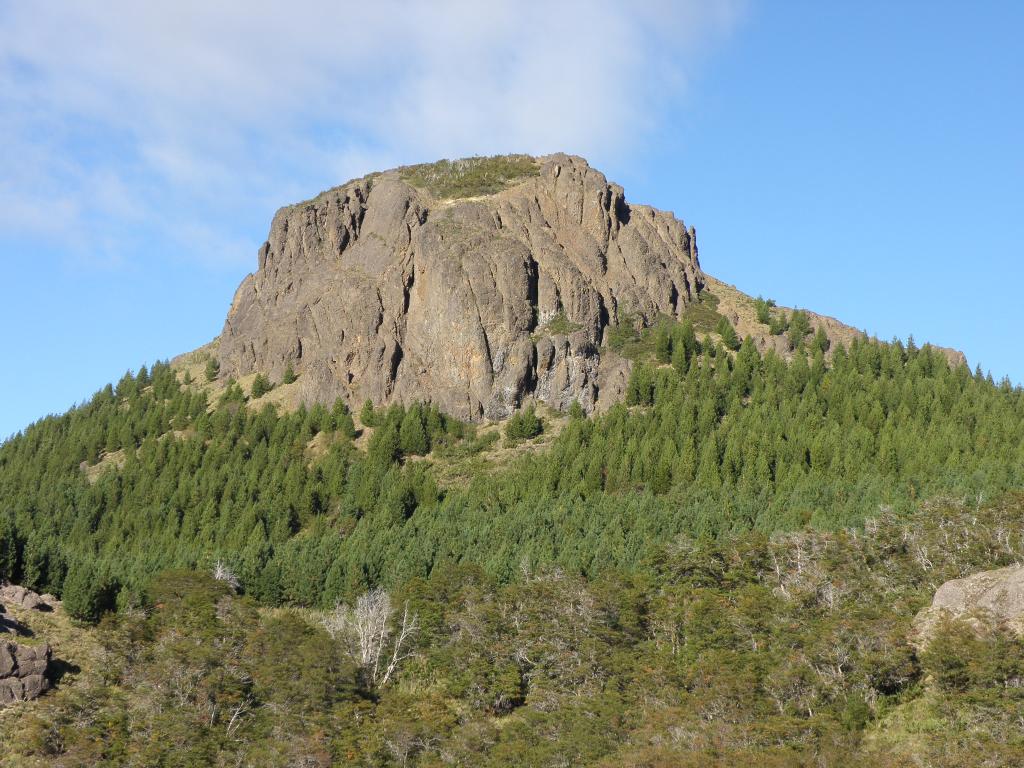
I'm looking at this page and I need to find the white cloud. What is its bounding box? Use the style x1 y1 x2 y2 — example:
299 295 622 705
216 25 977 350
0 0 743 268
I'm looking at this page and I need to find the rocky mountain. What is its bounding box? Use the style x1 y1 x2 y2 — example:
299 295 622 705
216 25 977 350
209 152 963 421
216 154 707 421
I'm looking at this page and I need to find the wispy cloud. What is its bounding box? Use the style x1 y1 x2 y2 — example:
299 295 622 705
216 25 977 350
0 1 743 269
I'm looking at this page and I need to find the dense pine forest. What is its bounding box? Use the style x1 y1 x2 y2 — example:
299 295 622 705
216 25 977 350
2 332 1022 613
2 329 1024 765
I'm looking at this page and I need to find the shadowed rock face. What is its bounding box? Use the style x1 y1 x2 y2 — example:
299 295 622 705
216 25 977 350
217 154 704 420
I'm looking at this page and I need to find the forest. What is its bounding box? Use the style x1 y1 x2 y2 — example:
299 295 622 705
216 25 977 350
2 330 1022 613
2 329 1024 765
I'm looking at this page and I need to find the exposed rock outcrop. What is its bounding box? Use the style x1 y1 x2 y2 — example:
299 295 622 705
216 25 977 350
0 641 50 706
0 584 48 611
217 154 705 420
914 564 1024 645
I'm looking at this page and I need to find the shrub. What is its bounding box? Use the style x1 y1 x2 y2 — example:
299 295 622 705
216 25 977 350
754 296 776 325
204 357 220 382
788 309 812 350
400 155 539 199
251 374 273 399
505 405 543 442
716 317 741 351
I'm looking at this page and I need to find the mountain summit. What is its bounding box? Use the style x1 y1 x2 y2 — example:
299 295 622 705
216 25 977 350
216 154 707 421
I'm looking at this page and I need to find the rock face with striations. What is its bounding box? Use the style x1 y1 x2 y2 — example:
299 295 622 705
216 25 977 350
217 154 705 420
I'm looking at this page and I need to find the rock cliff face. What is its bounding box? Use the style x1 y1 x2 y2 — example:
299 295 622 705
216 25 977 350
217 154 704 420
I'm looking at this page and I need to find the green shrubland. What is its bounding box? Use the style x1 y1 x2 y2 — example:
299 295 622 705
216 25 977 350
399 155 539 199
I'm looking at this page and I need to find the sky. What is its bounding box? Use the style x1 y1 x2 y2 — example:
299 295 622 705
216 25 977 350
1 1 1021 439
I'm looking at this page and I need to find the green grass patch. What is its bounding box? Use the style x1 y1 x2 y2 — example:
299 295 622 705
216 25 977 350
605 291 727 361
400 155 539 200
605 313 678 361
534 311 583 338
680 290 727 333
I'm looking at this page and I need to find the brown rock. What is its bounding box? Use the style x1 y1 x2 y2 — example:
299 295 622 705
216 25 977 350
0 641 51 706
0 583 43 611
0 678 22 705
20 674 48 700
0 643 14 677
217 154 704 420
15 643 50 677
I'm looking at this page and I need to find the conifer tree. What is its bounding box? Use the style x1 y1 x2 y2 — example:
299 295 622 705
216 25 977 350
205 357 220 382
283 364 298 385
506 404 543 441
716 317 741 351
0 515 16 582
568 400 585 421
62 561 114 623
251 374 273 399
654 326 672 364
787 310 812 350
360 399 378 427
399 407 430 456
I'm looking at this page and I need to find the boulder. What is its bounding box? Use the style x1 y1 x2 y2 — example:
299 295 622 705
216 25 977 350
0 641 50 706
0 583 44 610
914 564 1024 645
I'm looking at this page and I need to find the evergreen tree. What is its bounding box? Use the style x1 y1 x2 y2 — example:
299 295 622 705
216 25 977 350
360 399 378 427
369 422 401 464
205 357 220 382
506 405 543 441
716 317 741 351
754 295 776 325
332 400 357 438
568 400 586 421
811 326 830 354
788 309 812 350
282 364 298 385
251 374 273 399
654 326 672 363
0 515 16 582
62 561 115 623
400 407 430 456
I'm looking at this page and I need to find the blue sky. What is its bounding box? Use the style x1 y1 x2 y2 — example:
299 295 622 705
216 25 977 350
1 1 1021 439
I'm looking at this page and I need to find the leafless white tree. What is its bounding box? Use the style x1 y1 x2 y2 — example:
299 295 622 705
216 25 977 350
212 560 241 592
323 587 418 688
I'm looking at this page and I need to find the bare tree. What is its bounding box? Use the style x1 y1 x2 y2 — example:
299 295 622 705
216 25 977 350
212 560 241 592
323 587 418 688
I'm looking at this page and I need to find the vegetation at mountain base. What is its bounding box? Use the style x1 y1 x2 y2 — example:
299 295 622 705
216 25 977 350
398 154 539 199
2 495 1022 766
2 332 1024 764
